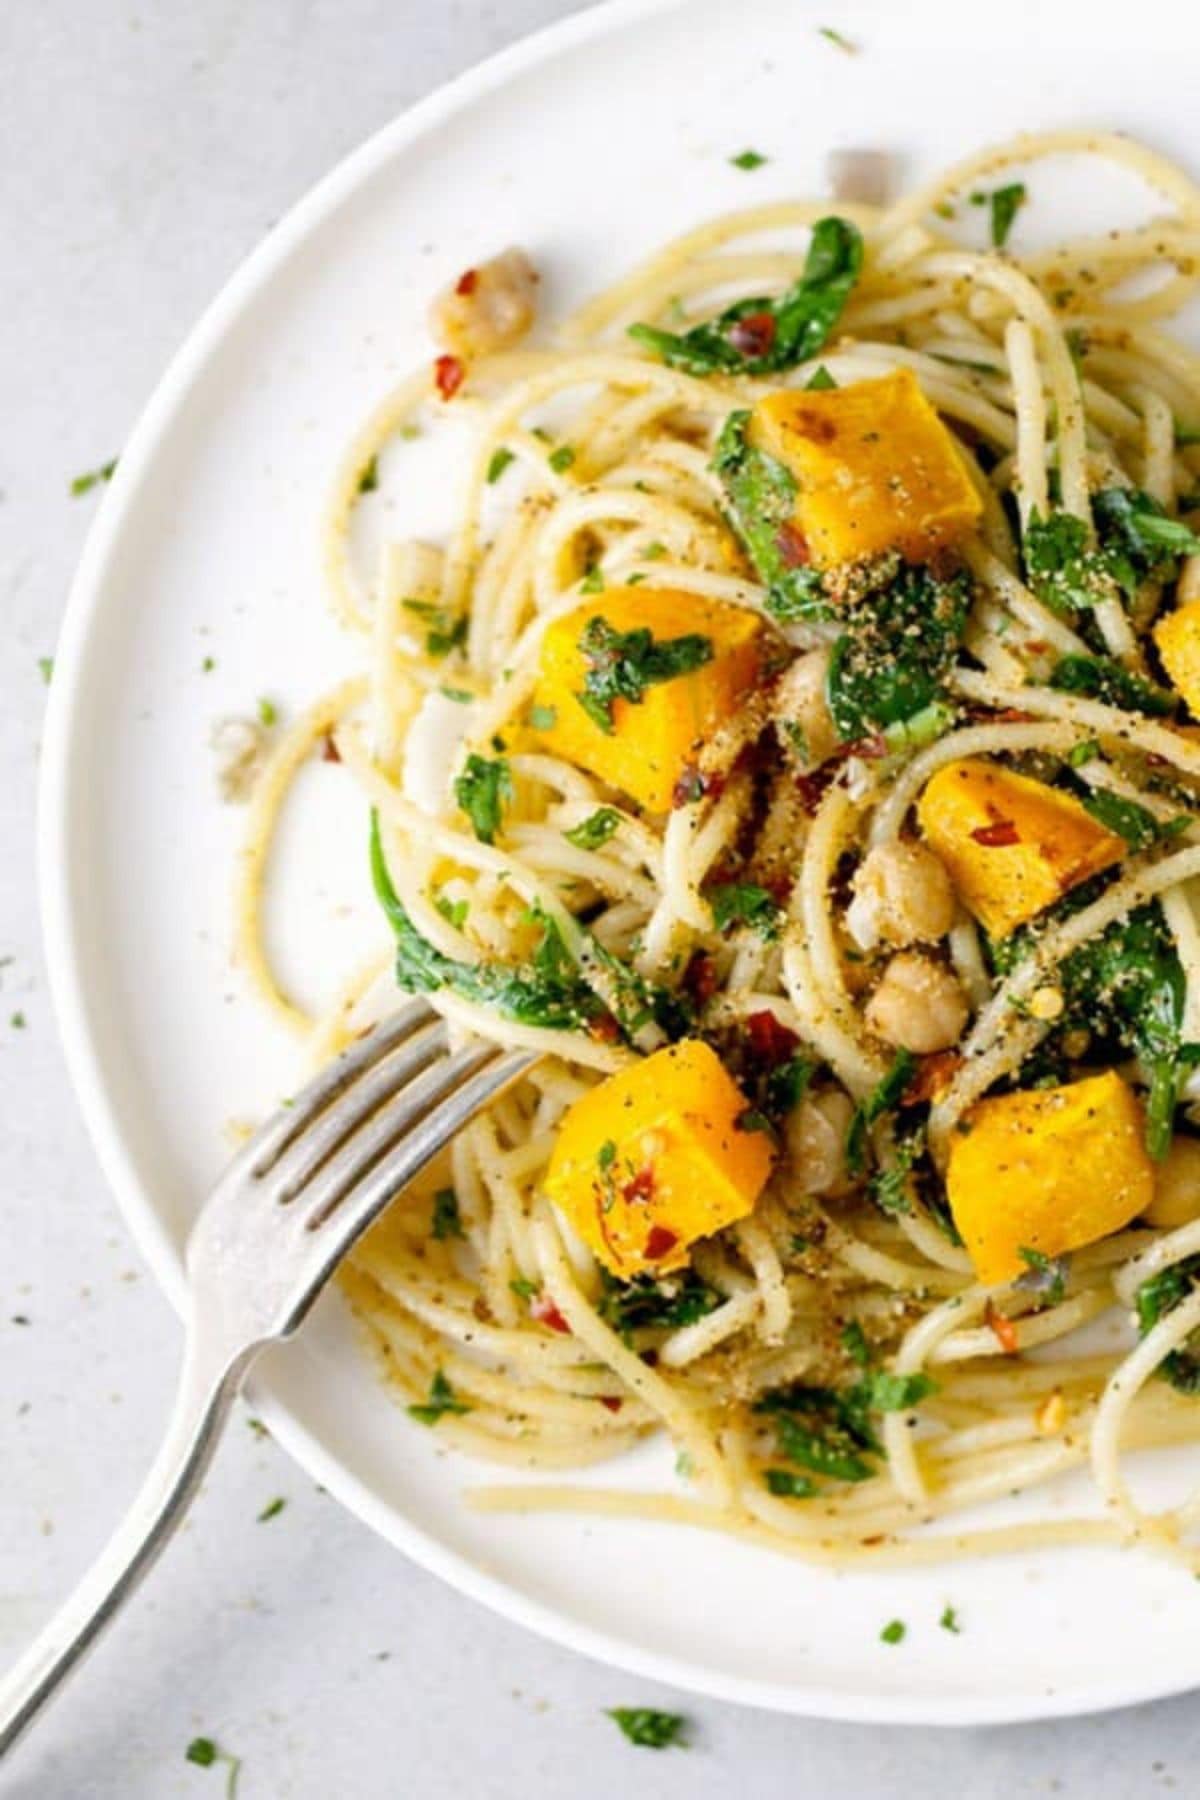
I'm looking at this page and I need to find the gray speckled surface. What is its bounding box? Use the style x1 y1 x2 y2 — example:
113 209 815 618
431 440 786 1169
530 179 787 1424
0 3 1198 1793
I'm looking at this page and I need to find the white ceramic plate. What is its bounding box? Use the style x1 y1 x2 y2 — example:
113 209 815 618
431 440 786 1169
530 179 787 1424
41 0 1200 1723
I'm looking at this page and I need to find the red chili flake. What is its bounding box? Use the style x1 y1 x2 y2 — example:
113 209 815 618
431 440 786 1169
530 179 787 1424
455 267 479 295
727 310 777 358
683 951 719 1008
747 1009 800 1065
794 766 835 814
643 1224 678 1261
531 1293 570 1334
971 819 1020 847
320 732 342 764
598 1395 624 1414
775 522 811 568
904 1050 963 1105
586 1012 621 1044
621 1165 656 1206
434 353 465 399
985 1300 1019 1355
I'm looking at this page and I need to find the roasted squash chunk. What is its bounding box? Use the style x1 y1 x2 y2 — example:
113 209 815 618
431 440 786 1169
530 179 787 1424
1154 600 1200 717
531 588 765 812
748 368 982 570
543 1039 773 1278
947 1071 1154 1286
916 758 1126 939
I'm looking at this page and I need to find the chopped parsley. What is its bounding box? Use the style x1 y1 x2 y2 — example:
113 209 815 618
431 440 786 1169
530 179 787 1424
764 1468 816 1498
10 1011 27 1031
597 1268 721 1339
629 216 862 376
565 807 622 851
201 656 216 673
1135 1255 1200 1393
607 1708 687 1750
1076 787 1187 852
256 1496 286 1523
1025 489 1200 623
37 656 53 685
712 410 828 622
256 696 278 728
817 24 857 51
971 181 1026 248
709 880 782 940
731 148 767 170
435 893 468 930
574 615 713 734
880 1619 907 1645
432 1187 464 1241
69 457 117 497
805 363 837 390
1016 1246 1068 1306
454 754 512 844
486 446 515 483
939 1604 962 1634
357 454 379 494
185 1737 242 1796
407 1368 472 1425
509 1276 540 1301
401 597 468 660
845 1051 916 1176
579 562 605 595
547 443 576 473
754 1365 936 1485
1048 652 1175 718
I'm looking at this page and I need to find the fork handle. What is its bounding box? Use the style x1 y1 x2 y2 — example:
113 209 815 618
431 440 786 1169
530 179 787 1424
0 1329 252 1759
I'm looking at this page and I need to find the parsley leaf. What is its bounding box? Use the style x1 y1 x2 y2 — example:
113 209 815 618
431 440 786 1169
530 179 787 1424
1077 787 1187 851
754 1368 935 1485
69 457 117 497
454 754 512 844
607 1708 687 1750
597 1268 721 1338
1016 1246 1067 1306
37 656 54 685
565 807 622 851
709 881 782 940
980 182 1026 248
1049 653 1176 718
845 1051 916 1176
256 1496 286 1523
486 446 515 483
575 616 713 734
764 1468 816 1498
880 1619 907 1645
1135 1255 1200 1393
408 1368 472 1425
731 149 767 170
548 443 576 473
357 455 379 494
629 216 862 376
712 409 828 623
818 25 858 52
401 596 468 659
432 1187 464 1241
826 560 972 740
940 1604 961 1634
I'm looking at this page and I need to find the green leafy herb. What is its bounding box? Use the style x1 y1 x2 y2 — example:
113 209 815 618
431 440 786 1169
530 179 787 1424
454 754 512 844
641 541 667 560
548 443 576 473
940 1604 961 1634
712 410 828 622
371 812 604 1034
186 1738 219 1767
1067 739 1101 768
256 696 278 728
408 1368 472 1425
629 216 862 376
565 807 622 851
1049 653 1176 718
432 1187 464 1241
401 597 468 660
357 455 379 494
845 1051 916 1176
597 1268 721 1338
37 656 53 685
575 615 713 733
1135 1255 1200 1393
880 1619 907 1646
201 656 215 673
486 446 515 483
1016 1246 1067 1306
529 703 557 730
731 149 767 171
826 560 972 741
709 881 782 940
579 562 605 595
69 457 117 497
1077 787 1187 851
1094 486 1200 563
186 1737 241 1796
867 1129 923 1217
607 1709 687 1750
805 363 837 390
1176 423 1200 447
841 1320 872 1366
257 1496 286 1523
764 1468 816 1498
1026 489 1200 625
755 1367 935 1484
509 1276 540 1301
818 24 857 51
9 1012 25 1031
974 182 1027 248
435 893 468 930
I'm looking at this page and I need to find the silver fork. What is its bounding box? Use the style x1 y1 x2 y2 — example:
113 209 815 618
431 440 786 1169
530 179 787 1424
0 999 534 1759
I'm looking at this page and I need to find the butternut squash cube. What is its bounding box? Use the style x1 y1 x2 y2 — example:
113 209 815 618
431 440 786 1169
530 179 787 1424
531 588 765 812
543 1039 773 1279
916 758 1126 939
1154 601 1200 718
947 1071 1154 1286
748 368 982 570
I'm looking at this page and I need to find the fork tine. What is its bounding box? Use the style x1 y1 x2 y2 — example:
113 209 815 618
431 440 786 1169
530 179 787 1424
279 1048 536 1328
290 1039 503 1232
226 1000 434 1181
270 1018 448 1201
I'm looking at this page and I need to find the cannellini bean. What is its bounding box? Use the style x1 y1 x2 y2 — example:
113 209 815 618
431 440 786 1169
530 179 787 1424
865 952 968 1054
785 1086 856 1196
846 839 955 951
430 248 539 359
772 649 841 772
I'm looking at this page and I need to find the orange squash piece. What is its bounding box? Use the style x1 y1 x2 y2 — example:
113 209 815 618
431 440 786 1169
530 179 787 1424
748 368 982 570
1155 600 1200 718
916 758 1126 939
947 1071 1154 1285
531 588 765 812
543 1040 773 1279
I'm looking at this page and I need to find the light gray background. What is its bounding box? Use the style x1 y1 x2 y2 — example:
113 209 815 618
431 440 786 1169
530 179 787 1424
0 3 1196 1794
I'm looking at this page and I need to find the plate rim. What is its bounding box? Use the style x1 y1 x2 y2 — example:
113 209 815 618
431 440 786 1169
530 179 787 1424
36 0 1200 1725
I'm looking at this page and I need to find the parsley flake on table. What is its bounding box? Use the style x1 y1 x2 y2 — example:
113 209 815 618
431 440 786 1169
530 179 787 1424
69 457 117 497
818 24 858 52
256 1496 286 1523
940 1604 962 1634
606 1707 688 1749
731 149 767 171
880 1619 907 1645
185 1736 242 1797
575 616 712 733
37 656 54 685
